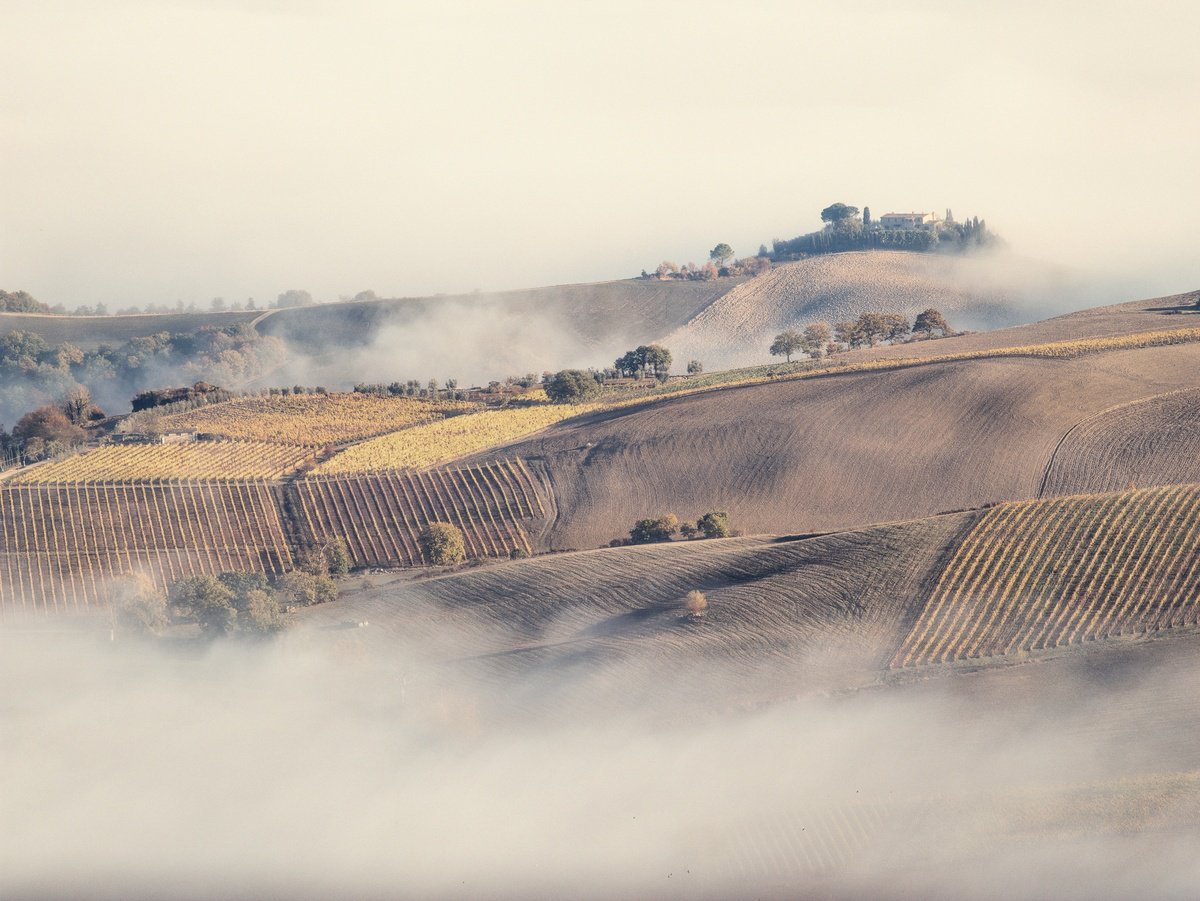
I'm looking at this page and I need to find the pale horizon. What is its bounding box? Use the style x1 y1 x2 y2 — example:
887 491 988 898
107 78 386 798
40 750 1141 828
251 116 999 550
5 0 1199 310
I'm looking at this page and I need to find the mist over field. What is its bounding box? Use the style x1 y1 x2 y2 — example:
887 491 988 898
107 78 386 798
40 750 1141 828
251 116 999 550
5 614 1200 900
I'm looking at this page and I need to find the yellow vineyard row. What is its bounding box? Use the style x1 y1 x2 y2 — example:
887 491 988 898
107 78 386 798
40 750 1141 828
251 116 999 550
12 441 315 483
151 393 480 445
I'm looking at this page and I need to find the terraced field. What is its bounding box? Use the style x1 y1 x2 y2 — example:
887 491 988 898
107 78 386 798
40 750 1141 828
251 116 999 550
10 441 315 482
894 484 1200 667
290 458 548 566
0 481 291 618
1041 388 1200 496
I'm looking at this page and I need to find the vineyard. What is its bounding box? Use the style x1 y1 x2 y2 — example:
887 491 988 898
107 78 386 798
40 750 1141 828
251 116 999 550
312 405 597 473
10 441 315 483
0 481 292 618
290 458 547 566
893 484 1200 668
144 392 479 445
1041 388 1200 497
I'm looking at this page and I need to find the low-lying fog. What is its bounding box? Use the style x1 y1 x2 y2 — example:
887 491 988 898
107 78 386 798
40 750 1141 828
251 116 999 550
5 613 1200 900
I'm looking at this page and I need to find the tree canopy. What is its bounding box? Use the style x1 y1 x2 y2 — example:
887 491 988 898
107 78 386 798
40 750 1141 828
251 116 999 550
546 369 601 403
769 329 804 362
913 308 951 338
709 243 734 267
820 203 860 227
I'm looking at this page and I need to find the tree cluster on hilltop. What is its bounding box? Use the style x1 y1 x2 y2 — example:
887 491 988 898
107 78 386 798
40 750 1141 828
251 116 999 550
769 203 998 261
770 308 953 361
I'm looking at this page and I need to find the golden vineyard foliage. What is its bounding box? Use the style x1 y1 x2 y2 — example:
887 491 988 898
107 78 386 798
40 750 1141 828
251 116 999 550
894 483 1200 668
152 393 480 445
313 403 602 473
12 441 315 483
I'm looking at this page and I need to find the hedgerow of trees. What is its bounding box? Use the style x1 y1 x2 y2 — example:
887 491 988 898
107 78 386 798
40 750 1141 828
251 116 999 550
545 369 602 403
769 309 953 360
619 510 736 546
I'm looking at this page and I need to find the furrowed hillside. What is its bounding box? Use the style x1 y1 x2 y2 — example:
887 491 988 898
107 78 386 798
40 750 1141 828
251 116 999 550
294 513 976 700
661 251 1039 369
481 335 1200 551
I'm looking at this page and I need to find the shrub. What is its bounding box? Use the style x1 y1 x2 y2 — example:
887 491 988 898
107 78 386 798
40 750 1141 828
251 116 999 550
420 521 466 565
684 590 708 617
696 511 732 539
240 589 286 634
630 513 679 544
545 369 600 404
324 537 352 576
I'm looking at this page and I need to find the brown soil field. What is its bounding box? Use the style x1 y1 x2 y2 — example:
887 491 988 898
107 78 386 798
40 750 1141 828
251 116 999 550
662 251 1040 369
1041 388 1200 496
0 309 260 349
481 339 1200 552
294 513 975 700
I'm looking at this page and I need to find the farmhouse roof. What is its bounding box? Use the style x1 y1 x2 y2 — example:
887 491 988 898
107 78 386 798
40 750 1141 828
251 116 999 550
881 211 930 217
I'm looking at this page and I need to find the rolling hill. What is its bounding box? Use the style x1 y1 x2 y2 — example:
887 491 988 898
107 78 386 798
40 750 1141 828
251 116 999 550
480 336 1200 551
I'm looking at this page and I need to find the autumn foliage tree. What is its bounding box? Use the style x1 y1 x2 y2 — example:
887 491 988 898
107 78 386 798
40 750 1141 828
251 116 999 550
420 522 466 565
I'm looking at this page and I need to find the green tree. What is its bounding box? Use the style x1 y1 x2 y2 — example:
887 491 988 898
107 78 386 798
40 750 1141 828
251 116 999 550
240 589 286 634
686 359 703 375
420 521 466 565
324 537 351 576
629 513 679 544
801 322 831 357
696 511 732 539
820 203 861 229
275 571 337 607
545 369 600 403
111 573 168 637
769 329 804 362
912 308 951 338
709 243 734 267
637 344 672 379
170 575 237 636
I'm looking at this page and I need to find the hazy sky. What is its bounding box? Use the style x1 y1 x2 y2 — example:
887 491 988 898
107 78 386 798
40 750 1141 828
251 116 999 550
4 0 1198 309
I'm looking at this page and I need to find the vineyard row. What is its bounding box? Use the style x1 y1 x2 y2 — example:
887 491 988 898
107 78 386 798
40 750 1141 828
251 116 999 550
893 484 1200 667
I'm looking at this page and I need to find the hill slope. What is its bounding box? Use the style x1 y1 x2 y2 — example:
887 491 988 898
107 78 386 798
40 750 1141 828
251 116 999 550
0 309 261 349
480 338 1200 551
662 251 1041 369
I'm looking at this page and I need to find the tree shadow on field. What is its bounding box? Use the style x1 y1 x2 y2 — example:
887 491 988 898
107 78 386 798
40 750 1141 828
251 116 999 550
578 601 684 639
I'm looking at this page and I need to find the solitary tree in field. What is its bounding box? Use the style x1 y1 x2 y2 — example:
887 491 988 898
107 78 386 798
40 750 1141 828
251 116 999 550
770 329 804 362
687 359 703 375
709 243 735 268
420 522 466 565
912 308 951 338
